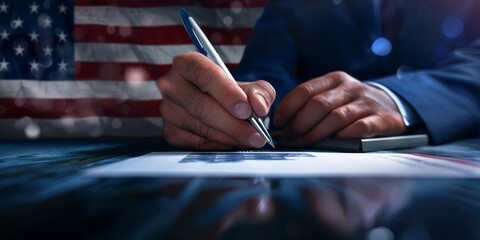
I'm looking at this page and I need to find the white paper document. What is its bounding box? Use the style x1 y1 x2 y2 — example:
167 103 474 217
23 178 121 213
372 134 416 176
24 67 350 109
84 152 480 178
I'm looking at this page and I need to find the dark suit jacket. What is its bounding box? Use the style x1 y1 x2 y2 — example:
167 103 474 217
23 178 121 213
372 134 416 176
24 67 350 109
233 0 480 144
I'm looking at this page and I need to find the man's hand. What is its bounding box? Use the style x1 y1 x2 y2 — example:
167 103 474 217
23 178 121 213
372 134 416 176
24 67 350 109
157 52 276 150
273 71 405 146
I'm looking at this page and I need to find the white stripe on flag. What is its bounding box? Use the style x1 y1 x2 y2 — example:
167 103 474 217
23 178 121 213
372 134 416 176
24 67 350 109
0 117 164 139
0 80 162 100
74 43 246 64
74 6 263 28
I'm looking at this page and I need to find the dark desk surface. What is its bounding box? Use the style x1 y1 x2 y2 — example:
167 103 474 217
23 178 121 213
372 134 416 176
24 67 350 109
1 138 479 239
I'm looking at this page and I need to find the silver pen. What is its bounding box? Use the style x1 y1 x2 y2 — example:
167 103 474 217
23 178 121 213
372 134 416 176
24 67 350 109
180 9 275 148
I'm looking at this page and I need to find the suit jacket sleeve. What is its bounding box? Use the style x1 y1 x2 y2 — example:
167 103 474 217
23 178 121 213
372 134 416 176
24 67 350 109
233 0 299 115
369 39 480 144
234 0 480 144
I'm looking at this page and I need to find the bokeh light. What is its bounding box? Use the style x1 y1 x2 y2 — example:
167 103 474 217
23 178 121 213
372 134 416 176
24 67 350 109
25 123 41 139
15 117 41 139
141 15 153 26
85 117 102 137
119 26 132 38
125 67 147 84
442 16 464 39
223 16 233 26
396 65 414 81
365 227 394 240
230 1 244 14
107 26 116 35
61 117 76 133
111 118 122 129
371 37 392 56
211 32 222 44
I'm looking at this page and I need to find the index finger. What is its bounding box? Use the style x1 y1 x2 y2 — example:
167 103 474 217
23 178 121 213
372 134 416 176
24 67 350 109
173 52 252 119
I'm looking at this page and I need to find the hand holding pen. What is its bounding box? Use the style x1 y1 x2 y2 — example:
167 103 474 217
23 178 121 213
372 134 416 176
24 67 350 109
179 9 275 148
155 10 276 150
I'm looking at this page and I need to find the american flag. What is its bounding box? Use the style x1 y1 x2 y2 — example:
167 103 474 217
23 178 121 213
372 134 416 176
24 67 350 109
0 0 265 139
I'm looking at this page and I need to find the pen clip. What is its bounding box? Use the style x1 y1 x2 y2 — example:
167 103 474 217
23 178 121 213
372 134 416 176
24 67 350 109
180 8 208 56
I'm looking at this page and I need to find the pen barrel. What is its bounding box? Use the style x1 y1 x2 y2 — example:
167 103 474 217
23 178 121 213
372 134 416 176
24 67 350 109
249 117 271 142
208 53 236 83
189 17 237 83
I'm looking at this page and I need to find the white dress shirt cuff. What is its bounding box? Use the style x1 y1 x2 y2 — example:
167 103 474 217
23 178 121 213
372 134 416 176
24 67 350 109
366 81 420 128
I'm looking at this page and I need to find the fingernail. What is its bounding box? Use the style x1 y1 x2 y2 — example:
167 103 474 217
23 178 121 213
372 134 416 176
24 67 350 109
234 103 251 119
248 133 265 148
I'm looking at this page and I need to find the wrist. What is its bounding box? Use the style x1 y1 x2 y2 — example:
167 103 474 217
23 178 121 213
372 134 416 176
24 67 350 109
366 82 420 129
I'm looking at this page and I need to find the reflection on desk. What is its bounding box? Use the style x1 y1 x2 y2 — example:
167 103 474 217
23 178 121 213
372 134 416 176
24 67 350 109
0 138 479 239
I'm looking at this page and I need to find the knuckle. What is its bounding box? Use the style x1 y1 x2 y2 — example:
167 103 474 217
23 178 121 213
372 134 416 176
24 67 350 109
331 71 350 80
331 107 352 124
192 62 208 89
352 84 368 98
190 94 213 121
172 55 185 68
365 99 380 110
339 87 354 101
381 114 399 133
181 115 197 133
156 76 173 98
198 122 216 140
172 53 193 70
297 82 316 96
256 80 276 102
356 120 373 136
328 71 349 81
184 51 200 59
310 95 331 110
192 62 219 92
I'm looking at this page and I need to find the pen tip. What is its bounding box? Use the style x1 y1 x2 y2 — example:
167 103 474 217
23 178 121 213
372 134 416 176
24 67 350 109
268 141 275 149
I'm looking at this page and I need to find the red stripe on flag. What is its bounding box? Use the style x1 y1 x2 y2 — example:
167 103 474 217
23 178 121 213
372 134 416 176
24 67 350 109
75 62 239 80
75 62 170 81
74 25 253 45
75 0 267 8
0 98 162 118
88 135 165 140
